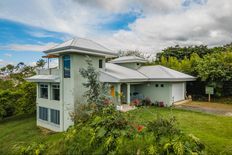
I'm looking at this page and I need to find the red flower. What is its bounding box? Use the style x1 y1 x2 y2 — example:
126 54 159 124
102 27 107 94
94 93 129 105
137 125 144 132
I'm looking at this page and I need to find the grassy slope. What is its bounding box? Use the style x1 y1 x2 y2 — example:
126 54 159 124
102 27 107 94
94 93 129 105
0 108 232 154
129 107 232 154
0 115 63 155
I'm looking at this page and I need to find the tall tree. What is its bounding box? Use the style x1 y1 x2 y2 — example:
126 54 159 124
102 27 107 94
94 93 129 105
36 59 46 69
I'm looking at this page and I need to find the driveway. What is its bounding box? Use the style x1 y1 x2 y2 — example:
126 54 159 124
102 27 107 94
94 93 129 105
175 101 232 116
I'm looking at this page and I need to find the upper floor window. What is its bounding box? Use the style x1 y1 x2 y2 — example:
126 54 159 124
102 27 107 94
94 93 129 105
52 84 60 101
99 59 103 68
39 107 48 121
63 55 71 78
40 84 48 99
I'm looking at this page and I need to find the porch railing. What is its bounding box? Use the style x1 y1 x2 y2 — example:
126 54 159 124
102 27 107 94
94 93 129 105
37 68 60 75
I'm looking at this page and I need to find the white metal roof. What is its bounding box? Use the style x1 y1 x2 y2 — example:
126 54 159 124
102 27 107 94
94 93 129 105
44 38 117 57
109 56 147 64
100 63 147 82
138 65 195 81
100 64 196 82
25 75 60 83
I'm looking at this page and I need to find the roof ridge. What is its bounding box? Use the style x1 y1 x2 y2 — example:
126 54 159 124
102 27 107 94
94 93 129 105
73 37 113 52
158 65 176 78
136 69 150 79
70 38 75 46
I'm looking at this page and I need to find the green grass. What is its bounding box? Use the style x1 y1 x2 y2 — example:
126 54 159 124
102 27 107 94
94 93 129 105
0 115 63 155
0 108 232 154
129 107 232 154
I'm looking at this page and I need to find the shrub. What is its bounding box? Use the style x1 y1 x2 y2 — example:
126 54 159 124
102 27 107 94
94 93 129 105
17 142 47 155
63 106 205 155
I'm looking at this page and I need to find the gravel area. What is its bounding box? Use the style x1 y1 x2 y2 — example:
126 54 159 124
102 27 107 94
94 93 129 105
175 102 232 116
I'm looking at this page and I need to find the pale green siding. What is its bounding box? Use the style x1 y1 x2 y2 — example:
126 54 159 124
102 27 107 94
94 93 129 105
118 62 142 70
61 53 105 130
133 82 173 106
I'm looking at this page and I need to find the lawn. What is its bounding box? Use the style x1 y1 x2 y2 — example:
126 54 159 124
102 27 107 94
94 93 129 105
0 115 63 155
129 107 232 154
0 107 232 154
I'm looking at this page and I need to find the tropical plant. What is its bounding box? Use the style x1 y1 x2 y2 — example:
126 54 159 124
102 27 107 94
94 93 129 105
79 56 110 106
36 59 46 69
63 106 205 155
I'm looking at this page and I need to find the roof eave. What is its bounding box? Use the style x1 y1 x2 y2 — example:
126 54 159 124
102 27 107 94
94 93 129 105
25 78 60 83
43 46 117 58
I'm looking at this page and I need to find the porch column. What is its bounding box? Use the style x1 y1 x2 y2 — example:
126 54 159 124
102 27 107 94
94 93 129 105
127 83 130 104
117 83 121 103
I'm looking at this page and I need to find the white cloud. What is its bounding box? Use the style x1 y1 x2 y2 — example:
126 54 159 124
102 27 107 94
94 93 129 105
0 42 57 52
4 53 12 57
0 59 14 66
0 0 232 53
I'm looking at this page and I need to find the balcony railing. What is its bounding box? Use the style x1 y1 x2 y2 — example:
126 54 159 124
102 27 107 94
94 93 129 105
37 68 60 75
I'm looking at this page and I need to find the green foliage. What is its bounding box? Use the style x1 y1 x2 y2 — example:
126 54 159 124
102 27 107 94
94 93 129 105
195 52 232 82
0 61 37 119
79 56 110 106
0 81 36 119
0 79 14 90
156 44 230 61
0 90 21 118
63 106 205 155
18 142 47 155
36 59 46 69
16 82 36 114
157 45 232 98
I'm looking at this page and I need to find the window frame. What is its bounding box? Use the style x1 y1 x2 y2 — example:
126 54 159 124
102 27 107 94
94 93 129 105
39 83 48 99
50 109 60 125
39 107 48 121
63 55 71 78
51 83 60 101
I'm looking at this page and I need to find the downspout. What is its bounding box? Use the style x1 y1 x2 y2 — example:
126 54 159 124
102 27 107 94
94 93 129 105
60 55 65 131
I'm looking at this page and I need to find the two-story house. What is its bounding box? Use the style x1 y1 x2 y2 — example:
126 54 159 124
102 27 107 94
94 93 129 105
26 38 195 132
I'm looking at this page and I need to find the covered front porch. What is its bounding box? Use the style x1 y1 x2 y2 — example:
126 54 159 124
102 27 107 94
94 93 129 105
110 83 144 105
109 82 173 106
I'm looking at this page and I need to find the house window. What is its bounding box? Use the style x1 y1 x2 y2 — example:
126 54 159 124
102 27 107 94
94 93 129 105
99 59 103 68
161 84 164 87
40 84 48 99
39 107 48 121
50 109 60 125
52 84 60 101
63 55 71 78
155 84 159 87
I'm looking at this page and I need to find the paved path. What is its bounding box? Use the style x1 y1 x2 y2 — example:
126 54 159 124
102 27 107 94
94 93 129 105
175 102 232 116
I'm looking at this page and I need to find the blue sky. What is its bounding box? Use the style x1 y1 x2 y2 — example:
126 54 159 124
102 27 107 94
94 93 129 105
0 11 139 66
0 0 231 67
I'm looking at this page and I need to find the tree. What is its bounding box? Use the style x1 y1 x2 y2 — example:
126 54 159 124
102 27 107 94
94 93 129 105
0 67 6 74
15 62 25 71
79 56 109 106
36 59 46 69
16 82 36 114
6 64 15 74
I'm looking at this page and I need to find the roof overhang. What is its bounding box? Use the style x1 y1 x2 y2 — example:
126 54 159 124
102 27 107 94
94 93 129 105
110 60 147 64
100 70 196 83
43 46 117 58
147 78 196 82
25 75 60 83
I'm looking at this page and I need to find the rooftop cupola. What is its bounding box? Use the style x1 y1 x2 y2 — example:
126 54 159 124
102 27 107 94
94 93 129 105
109 56 147 70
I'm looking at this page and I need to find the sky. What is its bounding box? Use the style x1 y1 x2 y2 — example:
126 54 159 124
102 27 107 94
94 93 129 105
0 0 232 66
